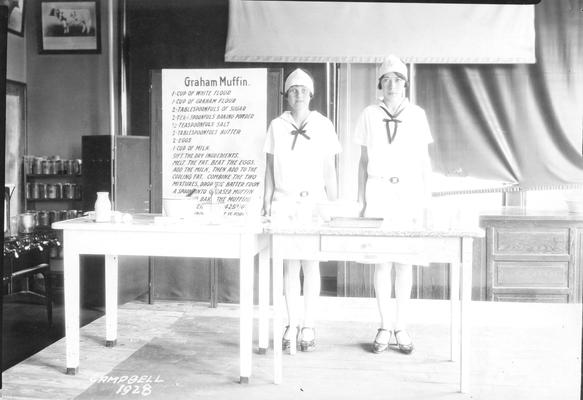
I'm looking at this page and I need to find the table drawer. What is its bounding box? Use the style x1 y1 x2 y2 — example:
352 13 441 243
321 236 423 254
493 228 569 255
493 261 570 288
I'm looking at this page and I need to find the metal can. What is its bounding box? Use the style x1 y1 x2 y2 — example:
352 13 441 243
32 157 44 175
48 210 58 225
67 209 78 219
46 183 58 199
37 183 47 199
41 160 51 175
37 210 50 227
54 159 63 175
26 182 35 199
73 159 82 175
74 184 82 200
59 210 68 221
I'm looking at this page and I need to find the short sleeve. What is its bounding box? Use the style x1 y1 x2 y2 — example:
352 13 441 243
263 120 276 154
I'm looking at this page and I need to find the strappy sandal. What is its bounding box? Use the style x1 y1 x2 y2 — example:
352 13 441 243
282 325 300 351
299 327 316 352
372 328 391 354
392 329 414 354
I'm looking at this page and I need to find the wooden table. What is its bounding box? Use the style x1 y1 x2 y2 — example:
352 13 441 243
265 223 484 393
52 214 269 383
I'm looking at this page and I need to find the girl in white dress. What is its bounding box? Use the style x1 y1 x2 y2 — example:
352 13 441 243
354 55 434 354
263 69 341 351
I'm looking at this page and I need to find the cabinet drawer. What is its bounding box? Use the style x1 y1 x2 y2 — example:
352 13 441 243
493 261 569 288
493 293 569 303
493 228 569 255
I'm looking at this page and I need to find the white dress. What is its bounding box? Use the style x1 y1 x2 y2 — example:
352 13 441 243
264 110 341 219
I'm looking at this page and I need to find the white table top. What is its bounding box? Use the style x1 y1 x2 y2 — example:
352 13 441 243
52 214 484 238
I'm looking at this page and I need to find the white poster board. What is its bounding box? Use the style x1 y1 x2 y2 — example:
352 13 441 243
162 68 267 217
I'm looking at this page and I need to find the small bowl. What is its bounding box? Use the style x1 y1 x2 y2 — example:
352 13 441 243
163 198 197 218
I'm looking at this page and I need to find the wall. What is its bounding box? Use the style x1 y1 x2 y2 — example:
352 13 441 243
25 0 115 159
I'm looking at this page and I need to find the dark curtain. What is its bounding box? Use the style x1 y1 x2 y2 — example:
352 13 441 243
416 0 583 188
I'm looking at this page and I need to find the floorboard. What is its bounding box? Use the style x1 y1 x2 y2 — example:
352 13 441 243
1 298 581 400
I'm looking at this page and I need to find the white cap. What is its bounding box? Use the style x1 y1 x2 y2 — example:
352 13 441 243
378 55 408 82
284 68 314 95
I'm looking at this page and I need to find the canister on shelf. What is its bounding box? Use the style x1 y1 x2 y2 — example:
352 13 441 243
73 159 82 175
32 157 43 175
41 159 52 175
54 159 63 175
74 184 82 200
37 183 47 199
62 183 72 199
48 210 58 225
60 210 69 221
67 209 78 219
46 183 59 199
37 210 50 227
26 182 36 199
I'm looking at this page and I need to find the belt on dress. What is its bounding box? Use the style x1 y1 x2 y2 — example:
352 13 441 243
369 175 400 184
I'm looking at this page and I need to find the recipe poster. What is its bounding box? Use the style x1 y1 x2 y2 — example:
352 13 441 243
162 68 267 217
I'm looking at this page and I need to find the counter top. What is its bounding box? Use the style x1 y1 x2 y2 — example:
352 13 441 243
479 207 583 222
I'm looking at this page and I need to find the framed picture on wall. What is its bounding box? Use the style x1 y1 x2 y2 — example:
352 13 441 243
38 0 101 54
7 0 25 36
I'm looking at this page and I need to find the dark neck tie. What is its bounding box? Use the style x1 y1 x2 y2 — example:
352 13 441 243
380 106 404 144
289 121 310 150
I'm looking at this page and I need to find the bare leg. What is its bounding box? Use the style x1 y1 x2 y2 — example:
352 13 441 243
300 260 320 341
373 262 393 345
394 263 413 346
283 259 301 340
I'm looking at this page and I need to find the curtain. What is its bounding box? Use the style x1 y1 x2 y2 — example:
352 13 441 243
338 0 583 198
415 0 583 189
226 0 535 64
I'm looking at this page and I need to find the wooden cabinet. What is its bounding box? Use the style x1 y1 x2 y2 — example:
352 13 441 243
481 208 583 303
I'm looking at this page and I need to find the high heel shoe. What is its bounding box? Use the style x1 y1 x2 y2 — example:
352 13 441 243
393 330 414 354
372 328 391 354
299 327 316 352
282 325 300 351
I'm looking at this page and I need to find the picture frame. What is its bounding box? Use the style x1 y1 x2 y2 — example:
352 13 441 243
38 0 101 54
7 0 25 36
5 80 26 225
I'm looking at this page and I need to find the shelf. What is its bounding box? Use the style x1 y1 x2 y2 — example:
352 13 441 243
26 174 82 179
26 198 82 202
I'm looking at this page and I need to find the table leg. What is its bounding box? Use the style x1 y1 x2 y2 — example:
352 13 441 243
459 238 473 393
105 255 118 347
272 238 283 384
258 239 270 354
63 236 80 375
239 235 254 384
449 256 460 363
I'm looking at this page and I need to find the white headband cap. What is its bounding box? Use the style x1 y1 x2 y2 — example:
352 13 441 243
378 55 408 82
284 68 314 95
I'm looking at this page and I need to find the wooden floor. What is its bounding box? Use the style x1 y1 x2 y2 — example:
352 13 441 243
1 297 581 400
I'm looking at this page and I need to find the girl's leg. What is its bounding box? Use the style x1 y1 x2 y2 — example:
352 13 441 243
283 259 301 340
300 260 320 342
373 262 393 346
394 262 413 347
